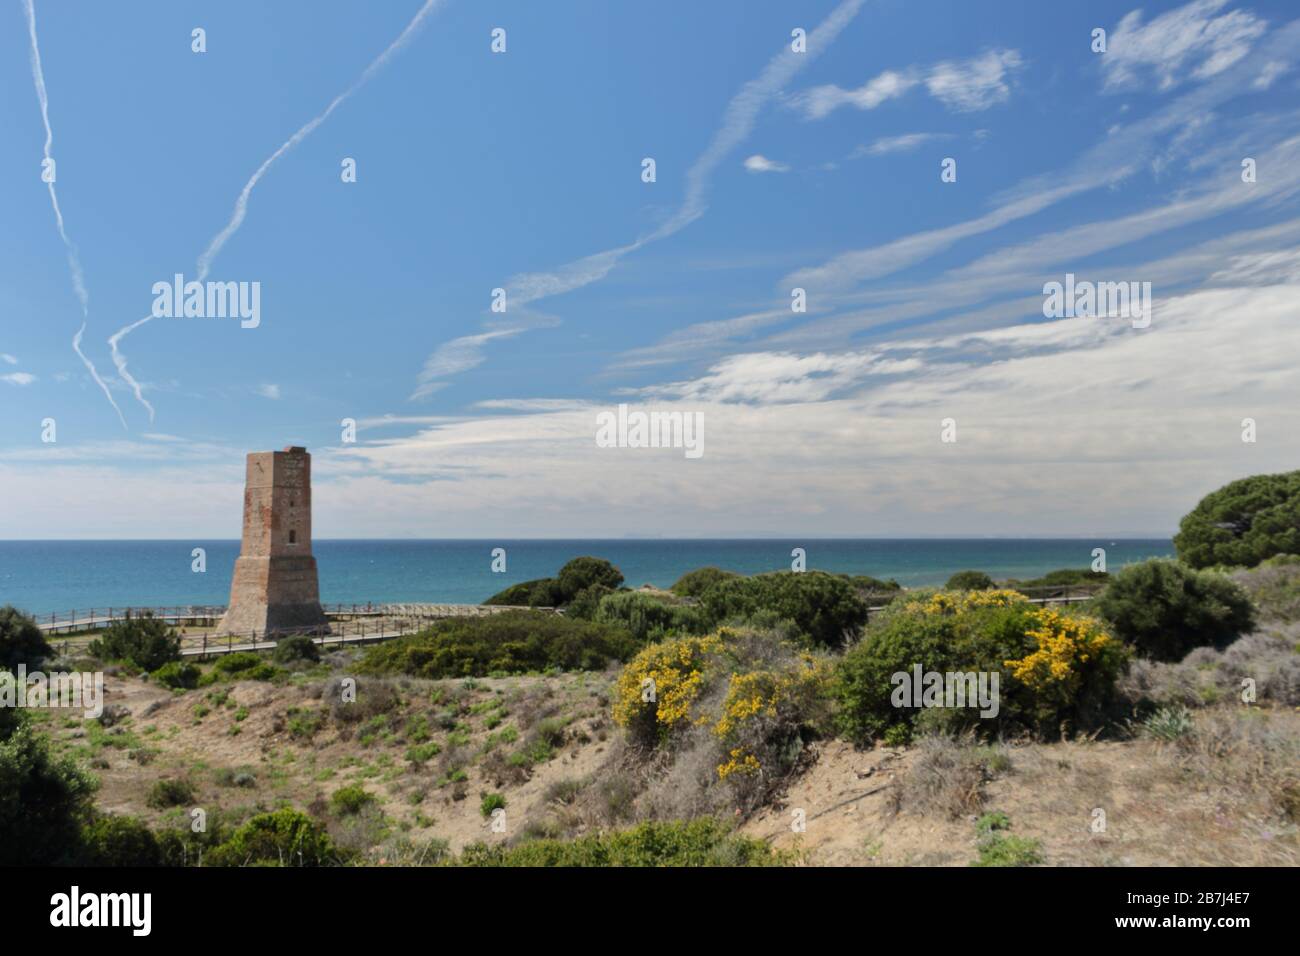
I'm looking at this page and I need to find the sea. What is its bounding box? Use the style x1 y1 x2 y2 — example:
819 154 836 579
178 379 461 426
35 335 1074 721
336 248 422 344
0 539 1174 618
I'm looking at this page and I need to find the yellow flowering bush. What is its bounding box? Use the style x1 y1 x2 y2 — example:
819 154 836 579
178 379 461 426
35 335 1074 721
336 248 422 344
836 593 1130 743
1004 609 1128 726
612 634 723 744
712 657 832 787
920 589 1029 616
717 748 761 780
611 629 833 810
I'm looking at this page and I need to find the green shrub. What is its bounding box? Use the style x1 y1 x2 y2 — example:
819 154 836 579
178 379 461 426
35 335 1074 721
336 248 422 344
358 610 638 679
1174 471 1300 569
405 741 442 765
1094 559 1255 661
480 792 507 817
840 574 902 593
670 567 739 598
0 710 96 865
146 778 196 809
594 590 708 641
151 661 200 690
972 813 1042 866
454 819 788 867
834 591 1128 743
80 815 162 866
1007 568 1109 594
329 785 375 816
0 605 52 669
287 708 324 740
484 557 624 610
210 652 281 682
1140 705 1194 741
946 570 996 591
563 583 614 621
557 556 624 597
700 571 868 647
482 578 560 608
272 635 320 664
205 808 341 867
89 612 180 671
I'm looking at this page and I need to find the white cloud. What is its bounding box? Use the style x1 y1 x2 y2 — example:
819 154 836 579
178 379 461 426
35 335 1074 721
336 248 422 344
256 383 282 400
7 278 1299 538
1103 0 1267 92
410 328 528 400
743 154 790 173
1253 60 1289 89
0 353 17 365
925 49 1024 112
793 69 919 119
2 372 36 386
792 49 1023 120
851 132 952 158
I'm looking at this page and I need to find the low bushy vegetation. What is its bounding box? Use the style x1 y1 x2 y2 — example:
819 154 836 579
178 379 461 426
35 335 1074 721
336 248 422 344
669 566 739 598
0 605 51 669
273 634 321 665
89 612 180 671
1094 559 1255 662
972 812 1043 867
835 590 1129 743
945 570 996 591
79 814 163 866
484 556 624 611
146 778 195 809
839 574 902 593
455 819 789 867
201 651 282 684
205 808 342 867
150 661 200 690
613 627 833 812
329 784 375 816
594 590 707 641
700 571 868 648
0 708 96 865
1006 567 1109 594
358 610 639 678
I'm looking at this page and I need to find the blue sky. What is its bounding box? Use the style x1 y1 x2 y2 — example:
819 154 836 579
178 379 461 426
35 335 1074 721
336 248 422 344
3 0 1299 538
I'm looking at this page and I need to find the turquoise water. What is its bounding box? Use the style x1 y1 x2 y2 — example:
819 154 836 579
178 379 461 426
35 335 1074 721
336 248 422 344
0 539 1173 617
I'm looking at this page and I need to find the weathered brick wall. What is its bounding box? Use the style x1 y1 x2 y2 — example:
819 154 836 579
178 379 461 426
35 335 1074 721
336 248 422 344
217 447 328 636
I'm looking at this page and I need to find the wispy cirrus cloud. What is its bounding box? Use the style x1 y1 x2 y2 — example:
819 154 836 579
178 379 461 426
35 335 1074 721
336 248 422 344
850 132 954 158
108 0 449 422
1102 0 1268 92
790 48 1023 120
21 0 126 428
411 0 869 394
410 327 531 400
2 372 37 386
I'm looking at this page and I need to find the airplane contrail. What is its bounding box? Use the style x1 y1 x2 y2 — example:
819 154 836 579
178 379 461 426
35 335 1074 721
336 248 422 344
110 0 449 420
411 0 868 395
21 0 127 428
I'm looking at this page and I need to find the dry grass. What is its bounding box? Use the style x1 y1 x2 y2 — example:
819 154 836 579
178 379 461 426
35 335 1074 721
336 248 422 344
886 733 1010 819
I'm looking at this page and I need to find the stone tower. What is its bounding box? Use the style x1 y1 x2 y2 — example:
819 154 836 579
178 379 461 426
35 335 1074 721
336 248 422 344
217 446 328 636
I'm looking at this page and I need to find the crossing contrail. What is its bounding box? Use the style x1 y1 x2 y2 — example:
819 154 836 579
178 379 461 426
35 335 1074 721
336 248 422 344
109 0 449 420
21 0 127 428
